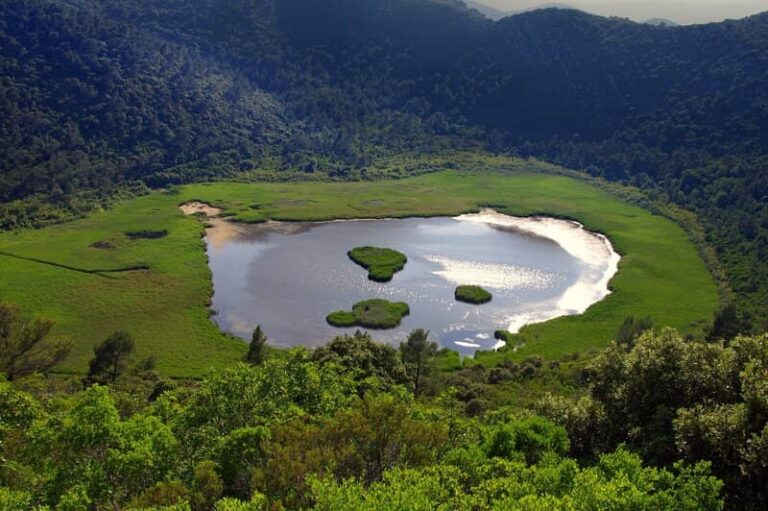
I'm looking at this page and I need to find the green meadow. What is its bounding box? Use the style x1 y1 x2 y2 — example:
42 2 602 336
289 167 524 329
0 165 719 376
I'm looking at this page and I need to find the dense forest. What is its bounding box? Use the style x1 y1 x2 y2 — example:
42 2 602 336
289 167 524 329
3 318 767 510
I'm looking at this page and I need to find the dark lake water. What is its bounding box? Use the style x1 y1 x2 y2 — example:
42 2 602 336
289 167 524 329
205 211 619 354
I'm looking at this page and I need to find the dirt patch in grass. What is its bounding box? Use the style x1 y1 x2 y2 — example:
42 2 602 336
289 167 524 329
180 201 222 218
90 241 115 249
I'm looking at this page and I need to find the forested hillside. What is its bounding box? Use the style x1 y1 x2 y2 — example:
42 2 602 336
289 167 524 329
1 0 768 320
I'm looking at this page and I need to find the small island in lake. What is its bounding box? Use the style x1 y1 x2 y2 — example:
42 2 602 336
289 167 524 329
455 285 493 304
327 299 410 329
348 246 407 282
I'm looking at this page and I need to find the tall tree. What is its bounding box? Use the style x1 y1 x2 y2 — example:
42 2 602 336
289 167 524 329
245 325 267 365
86 331 135 384
0 302 71 380
616 316 654 346
707 303 750 341
399 329 438 397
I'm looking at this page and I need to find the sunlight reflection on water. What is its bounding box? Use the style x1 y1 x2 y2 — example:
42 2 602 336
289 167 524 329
203 210 619 355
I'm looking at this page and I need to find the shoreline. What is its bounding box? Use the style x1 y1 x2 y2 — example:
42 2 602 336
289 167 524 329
455 210 621 335
180 202 622 352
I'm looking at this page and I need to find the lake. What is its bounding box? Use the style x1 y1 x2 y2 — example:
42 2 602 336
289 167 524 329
200 209 620 355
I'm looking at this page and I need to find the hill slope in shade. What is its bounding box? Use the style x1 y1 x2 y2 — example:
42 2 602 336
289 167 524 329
1 0 767 324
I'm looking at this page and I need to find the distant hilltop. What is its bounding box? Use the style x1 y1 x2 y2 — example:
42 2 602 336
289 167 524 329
464 1 679 26
463 1 578 21
643 17 680 27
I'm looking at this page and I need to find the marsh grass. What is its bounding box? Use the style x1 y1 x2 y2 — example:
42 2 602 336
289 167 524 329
455 285 493 304
348 246 407 282
327 299 410 329
0 157 719 374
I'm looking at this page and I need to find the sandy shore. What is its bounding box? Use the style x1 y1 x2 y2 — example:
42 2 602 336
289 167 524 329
179 202 249 249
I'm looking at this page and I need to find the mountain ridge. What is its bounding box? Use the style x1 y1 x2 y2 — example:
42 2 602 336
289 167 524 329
2 0 768 322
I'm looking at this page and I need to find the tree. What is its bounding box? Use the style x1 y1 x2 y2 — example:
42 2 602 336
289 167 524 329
244 326 267 365
399 329 438 397
307 449 723 511
0 302 71 380
86 331 135 384
192 461 224 511
538 329 768 509
707 302 750 341
483 416 570 464
312 331 407 387
616 315 653 346
31 386 178 510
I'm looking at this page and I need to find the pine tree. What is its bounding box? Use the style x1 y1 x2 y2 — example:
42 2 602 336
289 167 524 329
245 325 267 365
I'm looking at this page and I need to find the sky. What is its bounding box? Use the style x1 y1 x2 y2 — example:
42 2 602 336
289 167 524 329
477 0 768 24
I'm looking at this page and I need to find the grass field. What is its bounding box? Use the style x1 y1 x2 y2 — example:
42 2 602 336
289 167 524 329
0 164 719 376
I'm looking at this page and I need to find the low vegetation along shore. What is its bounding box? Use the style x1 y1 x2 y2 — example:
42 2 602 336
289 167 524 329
327 299 410 329
455 285 493 304
348 246 407 282
0 160 718 375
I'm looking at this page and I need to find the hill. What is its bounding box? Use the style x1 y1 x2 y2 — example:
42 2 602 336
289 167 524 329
644 17 680 27
464 0 508 20
1 0 768 325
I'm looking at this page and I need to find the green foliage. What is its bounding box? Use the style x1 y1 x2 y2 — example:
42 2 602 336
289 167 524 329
129 480 188 509
27 386 178 510
327 299 410 329
86 331 135 385
707 303 752 341
484 416 570 464
455 285 493 305
213 495 267 511
537 329 768 509
312 331 407 387
244 326 267 366
0 0 286 205
256 392 449 507
0 302 71 380
347 247 408 282
616 315 654 346
191 462 224 510
0 344 735 509
400 329 439 397
308 448 723 511
0 488 34 511
217 428 268 499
